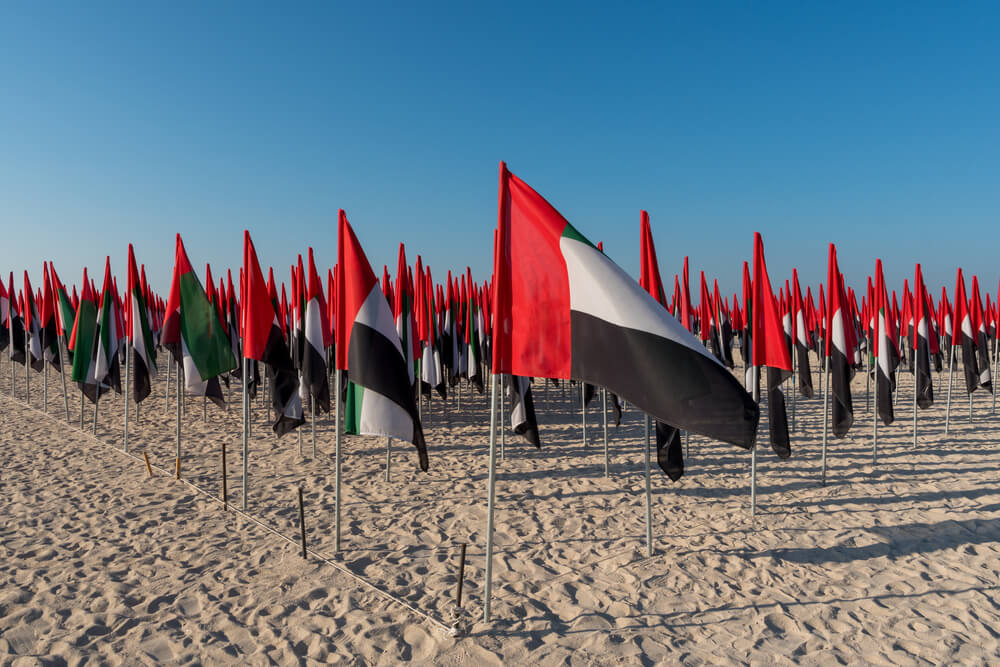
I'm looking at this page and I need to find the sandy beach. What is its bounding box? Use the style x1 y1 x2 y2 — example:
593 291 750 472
3 354 1000 665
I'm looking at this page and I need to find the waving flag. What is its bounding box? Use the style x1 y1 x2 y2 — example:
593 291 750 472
491 163 758 448
302 248 332 414
70 269 101 402
162 235 236 407
337 210 428 471
92 257 122 395
913 264 936 408
873 259 898 425
953 269 979 395
127 245 157 403
791 269 813 398
970 276 993 393
826 244 855 437
243 231 305 436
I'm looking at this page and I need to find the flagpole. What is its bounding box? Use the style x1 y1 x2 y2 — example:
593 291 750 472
912 347 918 450
581 383 586 447
164 354 170 413
25 326 30 407
59 339 69 422
311 395 317 458
790 346 796 432
385 436 391 482
643 414 653 556
93 392 99 435
872 349 878 466
993 334 998 414
334 367 342 552
43 359 48 412
500 375 506 462
945 343 955 435
751 364 759 517
176 361 182 475
483 371 499 623
241 356 248 509
602 387 609 477
820 353 830 486
124 345 130 453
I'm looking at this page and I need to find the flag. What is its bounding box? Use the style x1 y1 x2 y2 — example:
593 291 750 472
638 209 685 478
826 244 855 437
913 263 935 408
337 210 428 470
394 244 417 388
243 231 305 436
92 257 122 395
40 263 61 370
69 269 102 402
491 163 758 448
302 247 332 413
873 259 898 425
127 244 157 403
162 234 237 407
953 269 979 395
23 272 44 372
508 375 540 447
791 269 814 398
751 233 793 459
970 276 993 393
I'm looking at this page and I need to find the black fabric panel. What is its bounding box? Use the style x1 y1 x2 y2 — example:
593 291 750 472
915 335 934 409
570 311 758 450
302 340 331 414
766 366 791 459
796 342 814 399
133 352 152 404
830 346 854 438
654 420 683 482
349 322 428 471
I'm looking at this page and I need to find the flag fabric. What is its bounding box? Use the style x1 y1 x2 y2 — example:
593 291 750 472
0 279 8 353
751 233 793 459
69 269 102 402
873 259 898 425
7 272 26 365
491 163 758 448
913 263 935 409
791 269 814 398
394 244 417 388
162 234 237 408
40 264 62 370
92 257 122 395
23 272 44 372
970 276 993 393
953 269 979 395
337 210 428 471
826 244 855 437
638 210 686 478
302 248 332 414
508 375 540 447
242 231 305 436
127 244 157 403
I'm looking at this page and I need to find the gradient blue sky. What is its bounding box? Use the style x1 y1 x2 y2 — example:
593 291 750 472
2 2 998 299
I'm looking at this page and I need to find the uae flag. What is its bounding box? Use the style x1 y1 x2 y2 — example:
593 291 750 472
791 269 814 398
23 272 44 372
639 209 685 479
492 163 758 448
69 268 102 402
953 269 980 395
127 244 157 403
419 265 446 400
394 244 417 388
508 375 540 447
751 233 793 459
40 263 62 370
970 276 993 393
826 244 855 437
465 268 484 393
873 259 899 425
92 257 122 394
243 231 305 437
301 248 332 414
337 210 428 471
913 263 936 408
162 234 237 408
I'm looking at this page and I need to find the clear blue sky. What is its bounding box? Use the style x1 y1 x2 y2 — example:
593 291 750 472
2 2 998 301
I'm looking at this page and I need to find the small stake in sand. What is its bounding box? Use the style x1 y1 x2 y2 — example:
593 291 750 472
455 542 467 609
298 487 307 559
175 456 181 480
143 451 153 477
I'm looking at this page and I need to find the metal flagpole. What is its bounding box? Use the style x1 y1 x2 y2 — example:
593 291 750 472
80 389 85 429
43 359 47 412
581 383 587 447
945 343 955 435
164 355 170 413
124 345 130 453
872 350 878 465
334 367 342 551
643 414 653 556
602 387 609 477
483 371 499 623
500 375 506 462
385 437 391 482
751 364 759 516
993 334 998 414
25 326 30 406
93 392 99 434
203 395 207 421
820 354 830 486
176 362 182 472
59 340 70 422
311 395 316 457
241 356 248 509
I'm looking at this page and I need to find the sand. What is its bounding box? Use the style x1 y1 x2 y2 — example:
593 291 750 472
2 352 1000 665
